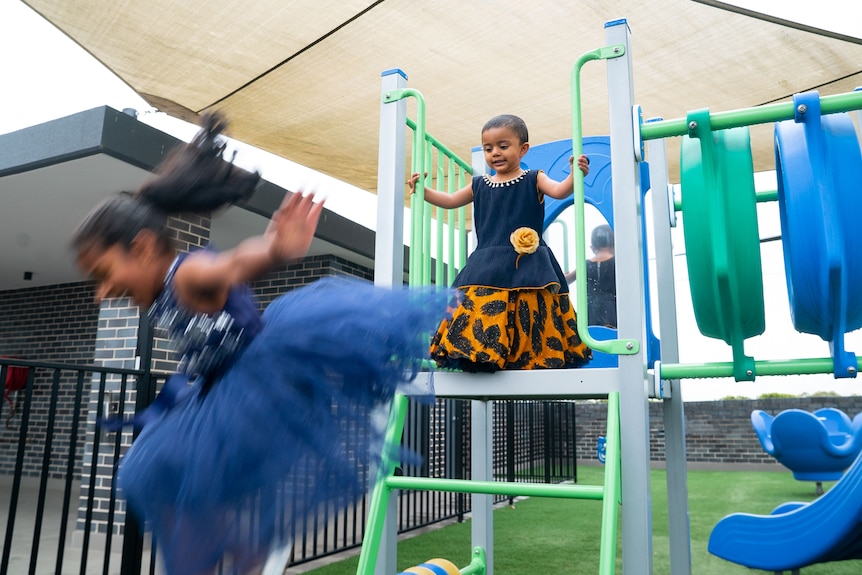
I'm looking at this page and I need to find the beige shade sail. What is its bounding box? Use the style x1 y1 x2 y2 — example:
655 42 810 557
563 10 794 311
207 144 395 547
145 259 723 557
24 0 862 196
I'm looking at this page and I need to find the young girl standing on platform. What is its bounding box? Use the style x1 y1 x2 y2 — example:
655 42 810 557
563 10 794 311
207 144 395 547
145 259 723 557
72 113 448 575
408 114 592 372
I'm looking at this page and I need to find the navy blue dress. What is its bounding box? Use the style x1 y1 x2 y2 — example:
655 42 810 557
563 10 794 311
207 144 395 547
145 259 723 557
118 255 448 574
429 170 590 371
586 256 617 328
451 171 569 291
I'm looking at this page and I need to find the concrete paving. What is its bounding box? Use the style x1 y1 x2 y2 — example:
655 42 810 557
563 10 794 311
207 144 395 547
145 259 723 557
1 476 465 575
0 476 145 575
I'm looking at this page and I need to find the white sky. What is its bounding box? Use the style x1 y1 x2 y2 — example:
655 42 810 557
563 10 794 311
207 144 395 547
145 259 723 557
2 0 861 401
721 0 862 41
0 1 379 229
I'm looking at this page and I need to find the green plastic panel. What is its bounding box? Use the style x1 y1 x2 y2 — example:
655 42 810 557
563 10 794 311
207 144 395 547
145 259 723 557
680 109 764 381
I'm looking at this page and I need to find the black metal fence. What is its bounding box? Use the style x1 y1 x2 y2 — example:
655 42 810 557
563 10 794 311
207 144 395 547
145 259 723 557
1 358 577 574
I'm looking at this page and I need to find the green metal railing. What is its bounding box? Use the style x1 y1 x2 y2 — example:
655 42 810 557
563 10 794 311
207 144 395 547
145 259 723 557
354 392 622 575
570 44 639 357
382 89 471 288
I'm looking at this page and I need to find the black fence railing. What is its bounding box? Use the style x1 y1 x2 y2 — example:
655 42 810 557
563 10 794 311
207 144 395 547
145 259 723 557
1 358 577 574
0 358 167 575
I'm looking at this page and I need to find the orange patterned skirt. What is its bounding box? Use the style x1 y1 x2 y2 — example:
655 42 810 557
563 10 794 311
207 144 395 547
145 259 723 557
429 286 592 372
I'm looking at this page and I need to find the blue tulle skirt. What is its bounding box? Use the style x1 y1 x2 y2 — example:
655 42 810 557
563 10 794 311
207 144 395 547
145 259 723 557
118 278 449 574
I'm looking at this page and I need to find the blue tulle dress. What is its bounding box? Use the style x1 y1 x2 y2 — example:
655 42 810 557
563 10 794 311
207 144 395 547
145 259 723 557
117 254 448 575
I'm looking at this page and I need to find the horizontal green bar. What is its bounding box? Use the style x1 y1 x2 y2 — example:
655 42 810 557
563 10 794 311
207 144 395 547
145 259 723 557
642 90 862 141
385 477 605 500
661 356 860 379
756 189 778 202
674 189 776 212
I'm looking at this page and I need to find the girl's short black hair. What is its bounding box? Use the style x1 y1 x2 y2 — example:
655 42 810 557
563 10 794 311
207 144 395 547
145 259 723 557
482 114 529 144
591 224 615 249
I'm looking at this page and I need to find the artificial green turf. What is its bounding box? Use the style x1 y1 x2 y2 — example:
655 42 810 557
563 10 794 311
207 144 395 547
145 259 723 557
304 466 862 574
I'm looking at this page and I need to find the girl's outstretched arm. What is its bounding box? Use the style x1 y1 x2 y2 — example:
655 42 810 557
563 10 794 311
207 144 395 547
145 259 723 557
407 173 473 209
538 155 589 199
173 192 323 313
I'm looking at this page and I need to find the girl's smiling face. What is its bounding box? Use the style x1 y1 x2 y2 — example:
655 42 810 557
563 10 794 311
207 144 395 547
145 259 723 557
481 126 529 178
76 232 164 307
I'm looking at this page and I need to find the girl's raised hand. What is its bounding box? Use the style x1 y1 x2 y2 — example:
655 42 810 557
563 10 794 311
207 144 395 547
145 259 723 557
407 172 428 194
267 192 324 263
570 154 590 177
577 154 590 177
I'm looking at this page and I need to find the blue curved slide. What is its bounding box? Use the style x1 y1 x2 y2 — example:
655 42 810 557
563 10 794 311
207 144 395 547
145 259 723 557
709 449 862 571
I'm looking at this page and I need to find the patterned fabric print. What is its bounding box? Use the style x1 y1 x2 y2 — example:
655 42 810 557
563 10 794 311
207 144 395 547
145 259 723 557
148 254 262 383
430 286 591 372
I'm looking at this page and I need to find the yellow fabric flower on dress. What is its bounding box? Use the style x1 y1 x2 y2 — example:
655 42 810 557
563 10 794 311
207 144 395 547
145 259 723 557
510 227 539 268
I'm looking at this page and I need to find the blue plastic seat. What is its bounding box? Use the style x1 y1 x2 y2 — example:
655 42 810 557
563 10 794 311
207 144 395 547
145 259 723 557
751 408 862 482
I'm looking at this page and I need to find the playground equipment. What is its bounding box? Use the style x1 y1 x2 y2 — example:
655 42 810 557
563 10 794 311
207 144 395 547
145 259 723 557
708 448 862 572
751 408 862 494
369 20 667 575
396 552 485 575
368 16 862 575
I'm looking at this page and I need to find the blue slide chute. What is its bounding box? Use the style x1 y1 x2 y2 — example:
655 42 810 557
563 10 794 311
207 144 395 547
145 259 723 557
709 447 862 570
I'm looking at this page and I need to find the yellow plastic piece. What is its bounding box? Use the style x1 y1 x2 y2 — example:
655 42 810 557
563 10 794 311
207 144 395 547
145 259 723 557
427 558 462 575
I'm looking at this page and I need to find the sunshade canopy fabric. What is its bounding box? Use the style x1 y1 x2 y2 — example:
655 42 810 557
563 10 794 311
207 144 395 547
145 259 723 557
25 0 862 196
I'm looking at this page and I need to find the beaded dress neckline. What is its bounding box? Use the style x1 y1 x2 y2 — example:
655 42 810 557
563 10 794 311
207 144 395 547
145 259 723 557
482 170 529 188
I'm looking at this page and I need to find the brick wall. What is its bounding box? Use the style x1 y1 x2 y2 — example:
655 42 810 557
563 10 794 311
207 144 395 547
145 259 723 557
251 255 373 308
75 213 214 534
576 396 862 467
0 261 371 478
0 282 100 478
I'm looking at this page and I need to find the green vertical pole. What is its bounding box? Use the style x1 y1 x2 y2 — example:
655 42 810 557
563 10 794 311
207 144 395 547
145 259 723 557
436 153 445 286
446 160 457 285
457 169 467 272
423 142 433 285
599 392 622 575
409 123 423 286
355 394 410 575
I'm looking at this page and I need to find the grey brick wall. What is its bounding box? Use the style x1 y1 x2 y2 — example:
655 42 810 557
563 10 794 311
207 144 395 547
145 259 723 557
251 255 374 308
576 396 862 467
0 282 100 478
76 212 213 535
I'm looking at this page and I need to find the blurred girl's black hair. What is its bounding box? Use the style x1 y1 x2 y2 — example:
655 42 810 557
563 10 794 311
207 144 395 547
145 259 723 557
71 112 261 254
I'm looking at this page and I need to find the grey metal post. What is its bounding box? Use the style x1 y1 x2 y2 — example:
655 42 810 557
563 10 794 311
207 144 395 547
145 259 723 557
468 145 494 574
375 68 408 289
647 131 691 575
373 67 408 575
471 399 494 575
604 18 654 574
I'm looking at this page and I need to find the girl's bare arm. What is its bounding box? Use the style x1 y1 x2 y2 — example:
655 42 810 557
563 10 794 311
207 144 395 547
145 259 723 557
538 155 589 200
407 173 473 209
174 192 323 312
